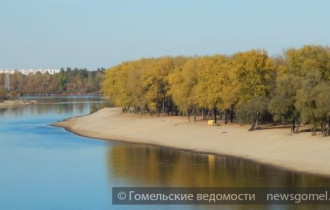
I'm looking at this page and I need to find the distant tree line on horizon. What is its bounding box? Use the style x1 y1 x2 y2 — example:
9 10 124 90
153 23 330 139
0 68 104 98
102 45 330 136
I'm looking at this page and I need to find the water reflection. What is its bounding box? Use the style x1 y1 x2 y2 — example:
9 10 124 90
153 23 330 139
107 144 330 187
1 96 330 209
0 95 103 117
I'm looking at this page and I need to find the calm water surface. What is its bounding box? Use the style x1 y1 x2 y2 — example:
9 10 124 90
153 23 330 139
0 96 329 210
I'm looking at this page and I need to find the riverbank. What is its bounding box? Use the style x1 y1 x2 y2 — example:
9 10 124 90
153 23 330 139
0 99 37 108
54 107 330 177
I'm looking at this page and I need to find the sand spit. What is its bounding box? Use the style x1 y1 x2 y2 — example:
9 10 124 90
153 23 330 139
0 99 37 108
54 107 330 177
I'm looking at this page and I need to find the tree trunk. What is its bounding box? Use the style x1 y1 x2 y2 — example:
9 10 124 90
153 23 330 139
202 108 205 120
321 122 326 136
311 125 316 136
193 109 197 122
162 100 165 113
326 118 329 137
249 112 259 131
255 112 259 128
291 117 296 134
212 107 217 124
224 110 228 125
249 120 257 131
326 116 330 137
187 109 190 121
230 106 234 122
123 106 129 113
295 123 300 133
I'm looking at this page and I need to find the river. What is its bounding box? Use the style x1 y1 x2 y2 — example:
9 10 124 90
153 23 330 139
0 96 329 210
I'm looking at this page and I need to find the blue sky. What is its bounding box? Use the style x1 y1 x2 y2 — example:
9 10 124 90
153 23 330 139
0 0 329 69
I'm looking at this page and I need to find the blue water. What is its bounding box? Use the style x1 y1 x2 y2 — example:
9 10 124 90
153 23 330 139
1 96 330 210
0 96 110 209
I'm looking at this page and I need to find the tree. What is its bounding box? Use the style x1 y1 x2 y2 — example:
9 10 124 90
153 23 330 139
282 45 330 135
140 57 177 115
269 75 301 133
236 96 269 131
0 88 6 101
193 55 228 124
101 45 329 136
312 82 330 136
102 63 133 111
296 80 330 136
229 50 275 106
168 57 197 120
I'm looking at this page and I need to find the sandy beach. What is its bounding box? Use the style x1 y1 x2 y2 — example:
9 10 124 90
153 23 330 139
54 107 330 177
0 99 37 108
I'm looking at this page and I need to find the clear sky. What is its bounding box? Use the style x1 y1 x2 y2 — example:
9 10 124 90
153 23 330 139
0 0 329 70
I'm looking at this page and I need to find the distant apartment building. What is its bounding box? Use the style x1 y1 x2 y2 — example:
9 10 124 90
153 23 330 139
0 69 61 75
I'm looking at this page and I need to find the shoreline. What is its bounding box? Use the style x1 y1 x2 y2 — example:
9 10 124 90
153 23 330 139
58 124 330 179
54 107 330 178
0 99 37 108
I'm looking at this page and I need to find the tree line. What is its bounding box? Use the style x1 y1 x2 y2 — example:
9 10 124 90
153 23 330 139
102 45 330 136
0 68 104 98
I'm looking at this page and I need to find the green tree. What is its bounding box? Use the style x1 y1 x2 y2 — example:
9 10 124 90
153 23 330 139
236 96 269 131
269 75 301 133
282 45 330 135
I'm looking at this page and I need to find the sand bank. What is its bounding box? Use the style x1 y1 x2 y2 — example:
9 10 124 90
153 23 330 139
0 99 37 108
54 107 330 177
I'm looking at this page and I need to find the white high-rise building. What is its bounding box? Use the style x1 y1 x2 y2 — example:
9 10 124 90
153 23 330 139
0 69 61 75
